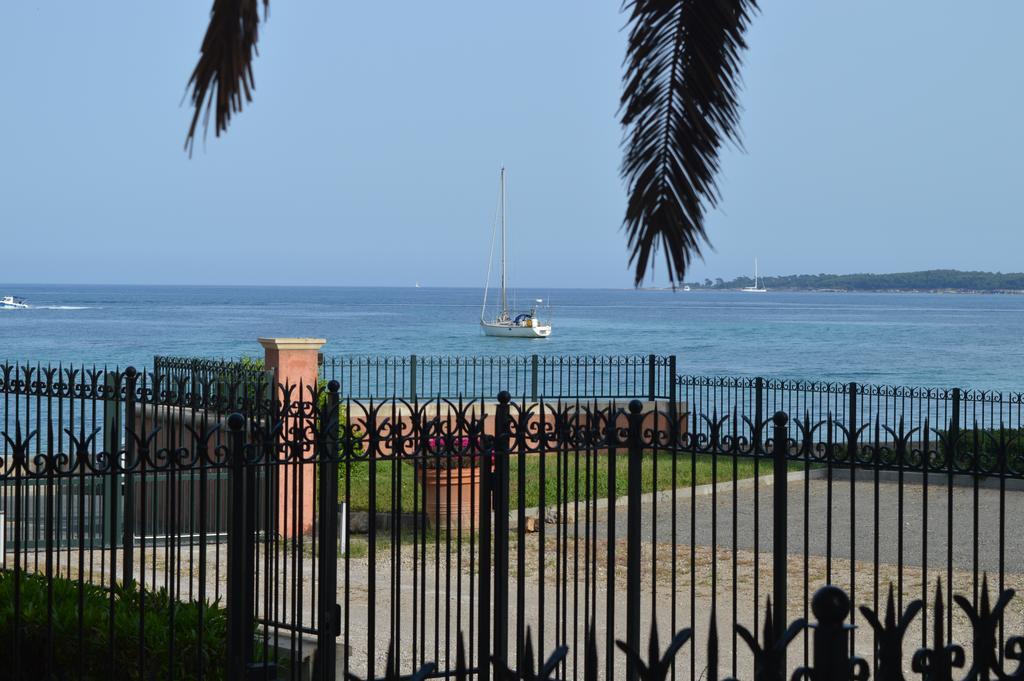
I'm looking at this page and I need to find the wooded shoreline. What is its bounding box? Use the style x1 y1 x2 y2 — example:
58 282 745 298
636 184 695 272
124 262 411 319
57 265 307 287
672 268 1024 293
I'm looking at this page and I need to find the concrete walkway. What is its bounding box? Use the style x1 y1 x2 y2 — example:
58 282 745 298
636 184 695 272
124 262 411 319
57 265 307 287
587 472 1024 573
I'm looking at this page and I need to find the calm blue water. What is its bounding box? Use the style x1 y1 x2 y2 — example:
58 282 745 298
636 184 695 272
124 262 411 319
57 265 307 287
0 284 1021 391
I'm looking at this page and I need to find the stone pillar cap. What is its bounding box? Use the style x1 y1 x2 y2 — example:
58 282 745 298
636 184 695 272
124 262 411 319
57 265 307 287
258 337 327 351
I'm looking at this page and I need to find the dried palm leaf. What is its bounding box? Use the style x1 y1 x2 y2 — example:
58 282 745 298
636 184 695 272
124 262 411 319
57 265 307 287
621 0 757 286
184 0 268 155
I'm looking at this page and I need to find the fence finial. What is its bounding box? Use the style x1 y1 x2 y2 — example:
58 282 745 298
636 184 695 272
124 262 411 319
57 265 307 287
812 584 850 623
810 585 868 680
227 412 245 431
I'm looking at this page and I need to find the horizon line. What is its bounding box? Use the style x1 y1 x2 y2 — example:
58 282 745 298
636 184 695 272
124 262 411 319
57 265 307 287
2 268 1022 289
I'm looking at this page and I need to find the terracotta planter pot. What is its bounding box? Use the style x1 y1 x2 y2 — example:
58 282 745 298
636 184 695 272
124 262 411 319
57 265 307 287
420 466 484 530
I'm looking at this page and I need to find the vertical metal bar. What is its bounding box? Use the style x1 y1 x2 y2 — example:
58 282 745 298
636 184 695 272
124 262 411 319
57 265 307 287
102 372 121 549
626 399 643 681
516 397 527 668
478 397 494 681
343 397 353 680
122 367 137 584
531 354 539 402
605 402 616 681
647 354 656 402
493 391 511 671
999 397 1008 659
410 354 418 402
44 419 54 678
537 399 548 664
951 387 962 434
317 382 340 680
197 405 210 681
669 355 677 405
573 402 582 675
690 409 698 681
558 412 568 678
389 399 401 667
671 398 680 681
241 418 259 674
772 411 789 658
848 382 858 647
11 389 23 679
226 412 248 680
366 411 377 679
921 420 930 648
755 377 764 450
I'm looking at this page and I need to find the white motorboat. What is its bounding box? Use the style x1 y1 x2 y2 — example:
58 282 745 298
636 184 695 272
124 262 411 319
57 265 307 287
1 296 29 309
480 168 551 338
742 258 768 293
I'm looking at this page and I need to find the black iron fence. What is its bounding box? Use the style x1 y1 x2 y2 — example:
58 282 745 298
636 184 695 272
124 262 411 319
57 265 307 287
320 355 677 401
2 363 1024 680
678 374 1024 458
154 354 273 403
0 362 275 554
356 579 1024 681
0 365 321 680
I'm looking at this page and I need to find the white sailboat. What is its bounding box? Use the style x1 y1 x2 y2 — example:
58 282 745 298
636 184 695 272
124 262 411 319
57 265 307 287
742 258 768 293
480 168 552 338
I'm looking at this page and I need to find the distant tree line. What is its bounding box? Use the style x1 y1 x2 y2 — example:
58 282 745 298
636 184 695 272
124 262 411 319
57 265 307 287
684 269 1024 292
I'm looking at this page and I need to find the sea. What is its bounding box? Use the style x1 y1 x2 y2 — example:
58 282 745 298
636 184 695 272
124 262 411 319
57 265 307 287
0 284 1021 392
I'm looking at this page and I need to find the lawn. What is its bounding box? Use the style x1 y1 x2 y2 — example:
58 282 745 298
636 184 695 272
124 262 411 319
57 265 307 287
338 451 802 513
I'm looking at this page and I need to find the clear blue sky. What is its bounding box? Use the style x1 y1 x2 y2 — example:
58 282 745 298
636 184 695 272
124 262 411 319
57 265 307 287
1 2 1021 287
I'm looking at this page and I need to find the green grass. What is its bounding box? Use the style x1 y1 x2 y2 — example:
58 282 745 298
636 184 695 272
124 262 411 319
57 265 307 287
339 452 801 513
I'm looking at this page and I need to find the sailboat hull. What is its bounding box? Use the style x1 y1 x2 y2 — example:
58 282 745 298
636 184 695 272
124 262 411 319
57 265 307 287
479 168 553 338
480 321 551 338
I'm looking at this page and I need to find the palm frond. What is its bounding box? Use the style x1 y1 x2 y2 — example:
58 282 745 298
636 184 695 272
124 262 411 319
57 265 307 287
620 0 758 286
184 0 268 155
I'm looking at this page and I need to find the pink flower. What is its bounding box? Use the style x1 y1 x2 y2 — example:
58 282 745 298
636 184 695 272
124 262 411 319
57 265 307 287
426 436 472 452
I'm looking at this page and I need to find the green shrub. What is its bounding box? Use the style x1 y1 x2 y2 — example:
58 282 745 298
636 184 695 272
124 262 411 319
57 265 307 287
0 572 227 681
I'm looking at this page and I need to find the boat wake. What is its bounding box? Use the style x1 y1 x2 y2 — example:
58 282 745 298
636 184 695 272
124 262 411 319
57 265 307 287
36 305 93 310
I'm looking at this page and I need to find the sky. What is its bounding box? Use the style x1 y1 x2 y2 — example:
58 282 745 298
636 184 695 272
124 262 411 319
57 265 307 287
1 2 1021 288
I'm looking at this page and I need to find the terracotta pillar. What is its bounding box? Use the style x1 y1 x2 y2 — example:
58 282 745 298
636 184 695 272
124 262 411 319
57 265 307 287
259 337 326 537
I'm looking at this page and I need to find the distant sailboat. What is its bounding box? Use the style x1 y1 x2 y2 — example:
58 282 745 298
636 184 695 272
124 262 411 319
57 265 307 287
415 282 421 288
742 258 768 293
480 168 552 338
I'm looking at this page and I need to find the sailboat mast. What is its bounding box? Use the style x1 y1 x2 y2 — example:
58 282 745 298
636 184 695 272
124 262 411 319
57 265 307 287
500 167 508 316
754 257 758 287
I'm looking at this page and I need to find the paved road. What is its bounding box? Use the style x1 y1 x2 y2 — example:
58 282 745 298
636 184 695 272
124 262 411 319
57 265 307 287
592 473 1024 573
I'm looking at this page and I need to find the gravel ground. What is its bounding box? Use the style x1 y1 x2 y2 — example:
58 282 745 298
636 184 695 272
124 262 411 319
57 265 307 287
315 474 1024 678
6 475 1022 679
592 473 1024 572
340 534 1024 680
